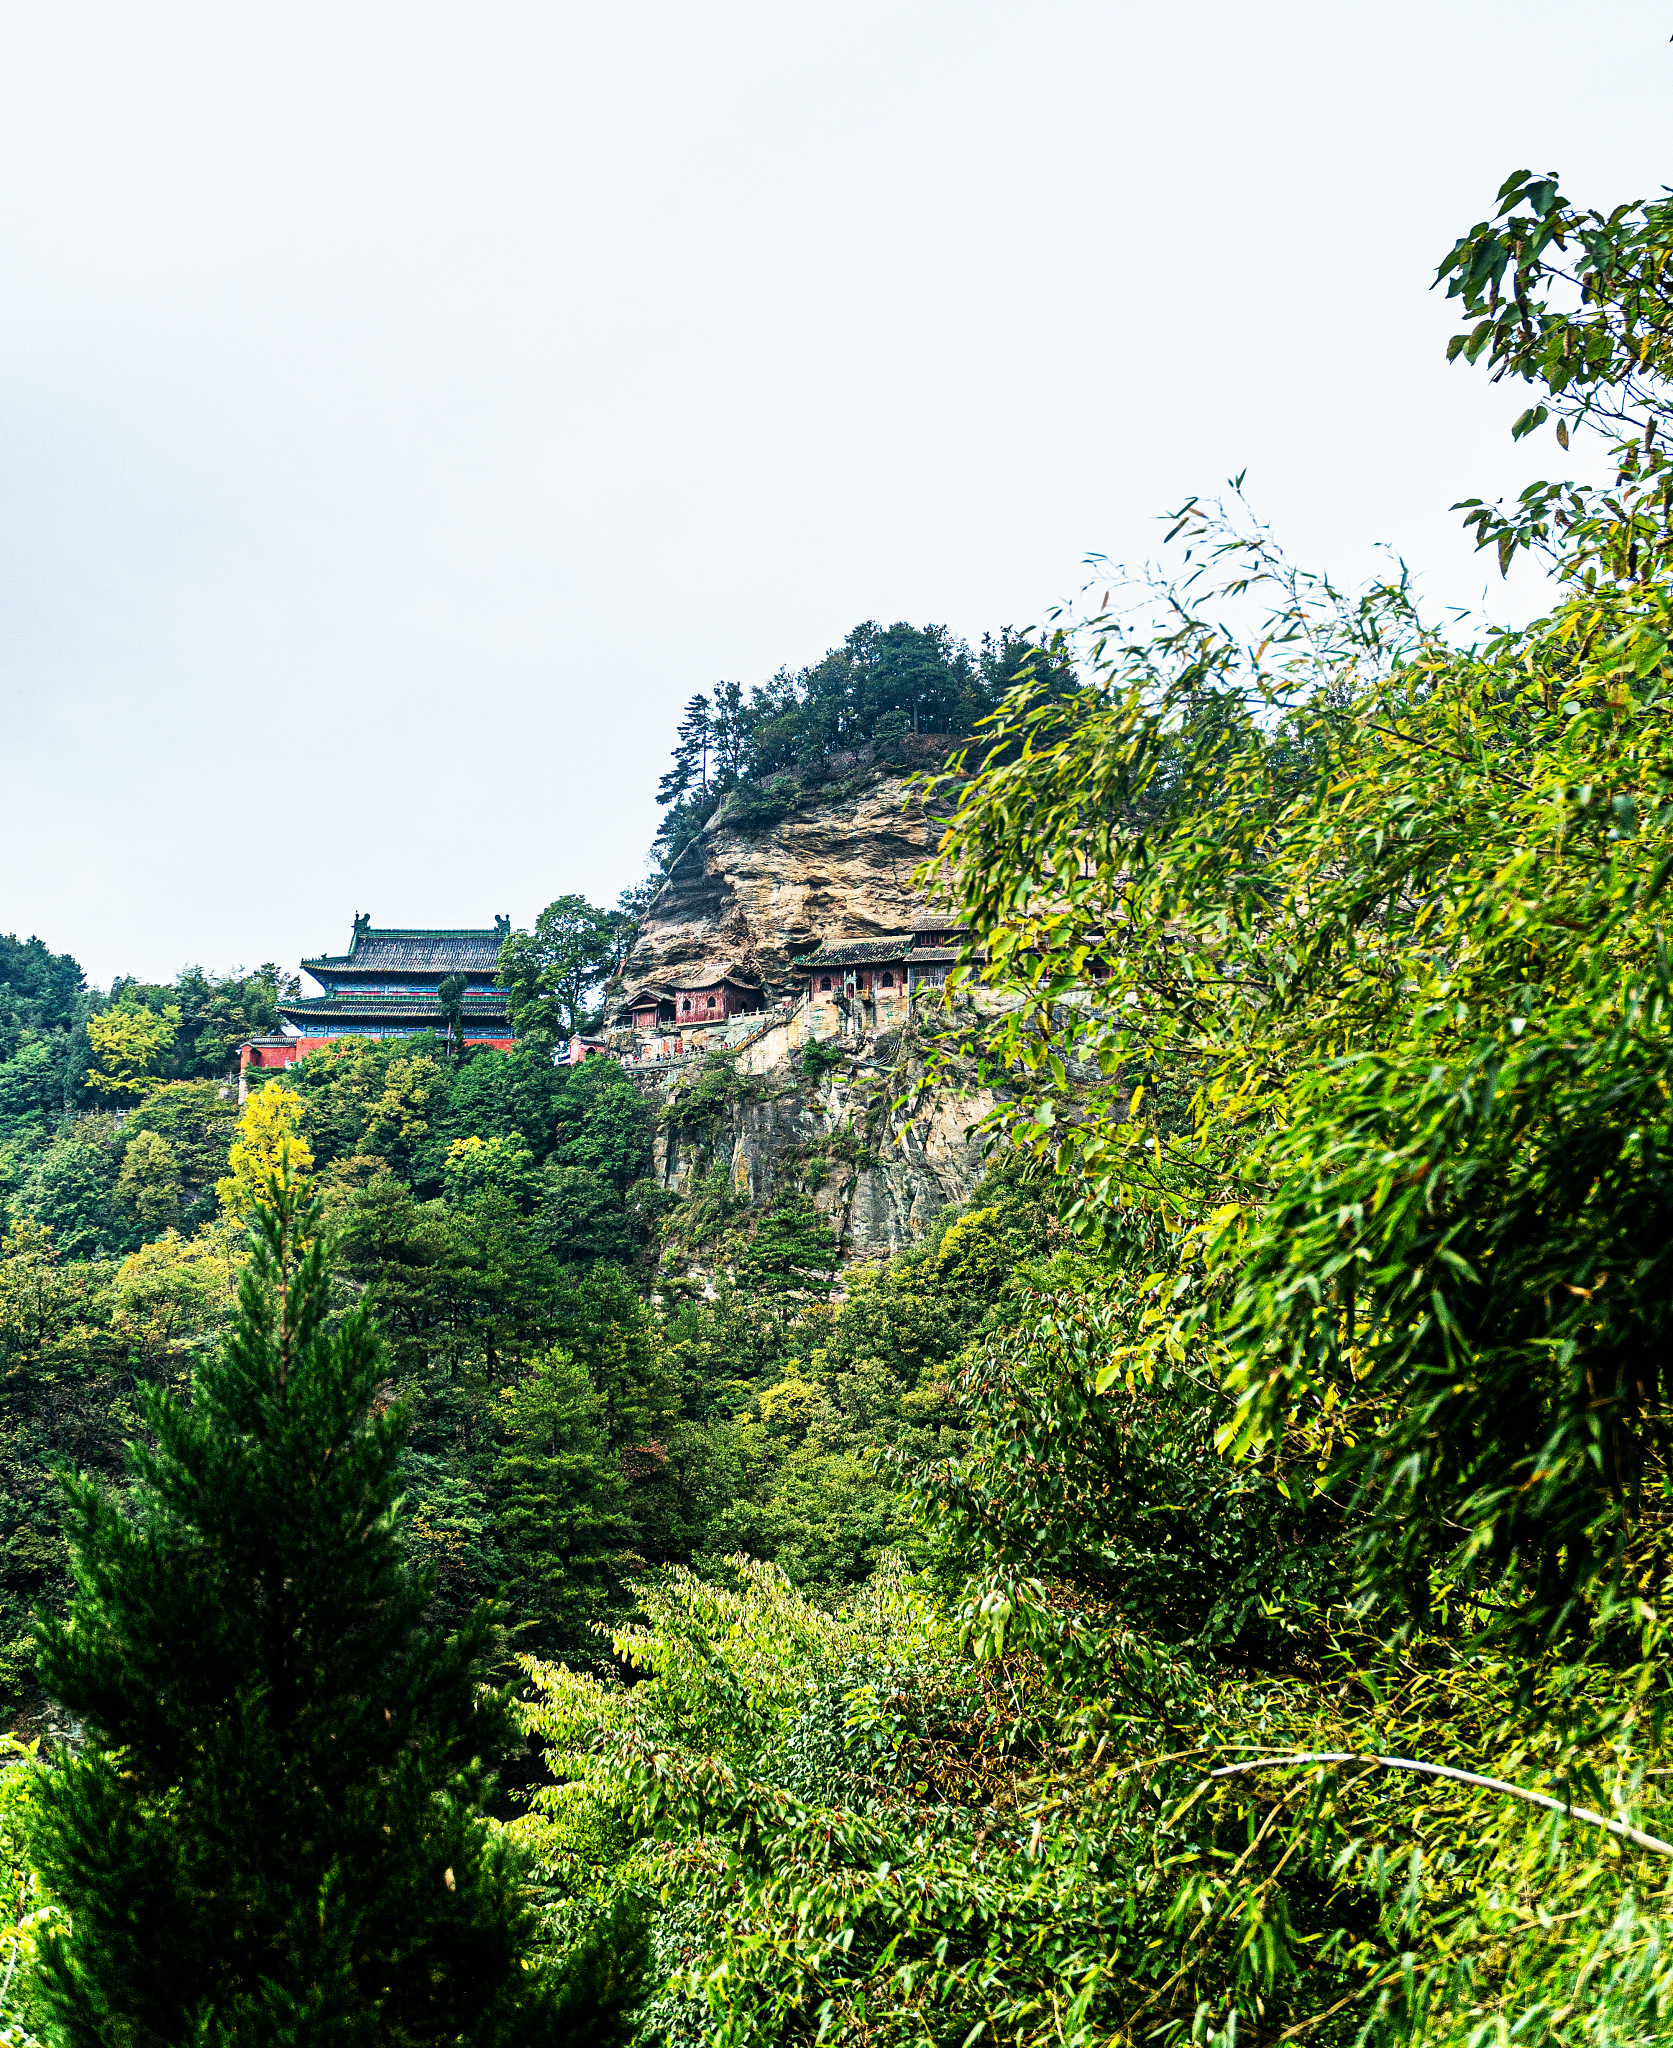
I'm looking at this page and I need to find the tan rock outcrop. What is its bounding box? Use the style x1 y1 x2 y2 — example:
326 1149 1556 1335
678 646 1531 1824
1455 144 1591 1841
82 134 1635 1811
605 745 961 1016
635 1007 1000 1266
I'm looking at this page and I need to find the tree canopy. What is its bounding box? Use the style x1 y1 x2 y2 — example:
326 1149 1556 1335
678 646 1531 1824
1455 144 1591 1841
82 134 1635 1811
648 622 1076 868
498 897 625 1042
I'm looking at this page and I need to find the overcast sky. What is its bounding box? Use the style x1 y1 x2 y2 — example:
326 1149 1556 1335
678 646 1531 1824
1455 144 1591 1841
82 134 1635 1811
2 1 1667 988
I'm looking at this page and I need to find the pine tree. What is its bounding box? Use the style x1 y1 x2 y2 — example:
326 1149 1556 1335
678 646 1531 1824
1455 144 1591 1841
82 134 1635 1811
735 1193 840 1320
707 681 748 787
654 692 712 808
436 971 467 1056
493 1349 635 1662
32 1160 640 2046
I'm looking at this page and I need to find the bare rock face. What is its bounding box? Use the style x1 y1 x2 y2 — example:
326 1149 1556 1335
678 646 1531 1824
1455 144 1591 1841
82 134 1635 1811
607 744 961 1013
632 1013 999 1267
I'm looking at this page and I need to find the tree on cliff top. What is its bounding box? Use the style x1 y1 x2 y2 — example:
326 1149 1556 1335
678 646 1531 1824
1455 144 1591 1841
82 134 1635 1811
649 621 1078 869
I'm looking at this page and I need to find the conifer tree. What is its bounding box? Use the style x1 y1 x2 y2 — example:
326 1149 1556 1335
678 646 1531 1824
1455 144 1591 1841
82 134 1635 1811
654 692 711 809
494 1349 635 1661
735 1191 840 1319
436 971 467 1057
32 1158 639 2046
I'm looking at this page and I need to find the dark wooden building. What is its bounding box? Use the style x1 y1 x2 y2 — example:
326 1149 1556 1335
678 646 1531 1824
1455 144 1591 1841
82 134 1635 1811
669 961 764 1025
795 920 971 1004
277 916 514 1046
623 983 674 1032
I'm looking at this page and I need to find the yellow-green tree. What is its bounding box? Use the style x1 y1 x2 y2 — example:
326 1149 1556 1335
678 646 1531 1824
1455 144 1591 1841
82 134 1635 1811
84 1004 179 1100
116 1130 182 1230
0 1221 98 1376
215 1086 314 1220
110 1226 247 1373
283 1039 445 1180
444 1134 541 1209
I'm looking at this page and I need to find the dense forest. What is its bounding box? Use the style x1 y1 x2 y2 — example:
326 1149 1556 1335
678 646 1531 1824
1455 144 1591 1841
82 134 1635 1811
5 163 1673 2044
0 967 1045 1671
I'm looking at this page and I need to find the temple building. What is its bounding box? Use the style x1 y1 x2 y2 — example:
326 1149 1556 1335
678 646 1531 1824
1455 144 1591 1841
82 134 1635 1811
239 915 515 1093
671 962 763 1025
623 960 763 1034
615 926 972 1063
623 983 673 1032
796 919 967 1006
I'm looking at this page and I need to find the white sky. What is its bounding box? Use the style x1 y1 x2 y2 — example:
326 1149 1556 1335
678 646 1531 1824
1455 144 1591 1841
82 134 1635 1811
1 1 1666 988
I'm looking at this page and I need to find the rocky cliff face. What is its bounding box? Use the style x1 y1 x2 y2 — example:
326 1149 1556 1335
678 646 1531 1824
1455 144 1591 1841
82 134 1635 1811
606 742 959 1011
642 1015 998 1265
608 747 1004 1266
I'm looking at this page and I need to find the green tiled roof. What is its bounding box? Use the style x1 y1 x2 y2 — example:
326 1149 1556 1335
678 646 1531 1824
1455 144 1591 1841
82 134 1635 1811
792 922 971 970
795 936 914 968
302 921 509 977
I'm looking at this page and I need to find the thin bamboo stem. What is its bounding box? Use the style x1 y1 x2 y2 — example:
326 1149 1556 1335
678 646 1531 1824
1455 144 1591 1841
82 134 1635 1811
1208 1752 1673 1857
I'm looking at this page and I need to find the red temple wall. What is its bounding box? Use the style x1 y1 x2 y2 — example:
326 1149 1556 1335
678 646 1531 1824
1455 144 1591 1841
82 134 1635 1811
241 1033 515 1077
809 967 905 1000
671 985 764 1023
674 986 730 1022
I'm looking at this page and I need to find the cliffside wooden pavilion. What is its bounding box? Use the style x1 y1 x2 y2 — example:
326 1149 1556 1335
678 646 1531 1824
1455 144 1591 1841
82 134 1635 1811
617 921 970 1046
795 919 967 1005
623 960 764 1033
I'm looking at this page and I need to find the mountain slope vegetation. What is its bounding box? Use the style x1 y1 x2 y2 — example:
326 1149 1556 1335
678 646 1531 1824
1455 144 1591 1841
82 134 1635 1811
4 163 1673 2044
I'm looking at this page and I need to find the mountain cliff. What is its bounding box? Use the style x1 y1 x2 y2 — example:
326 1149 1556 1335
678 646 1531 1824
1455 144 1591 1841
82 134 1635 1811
607 746 1004 1265
606 741 960 1013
